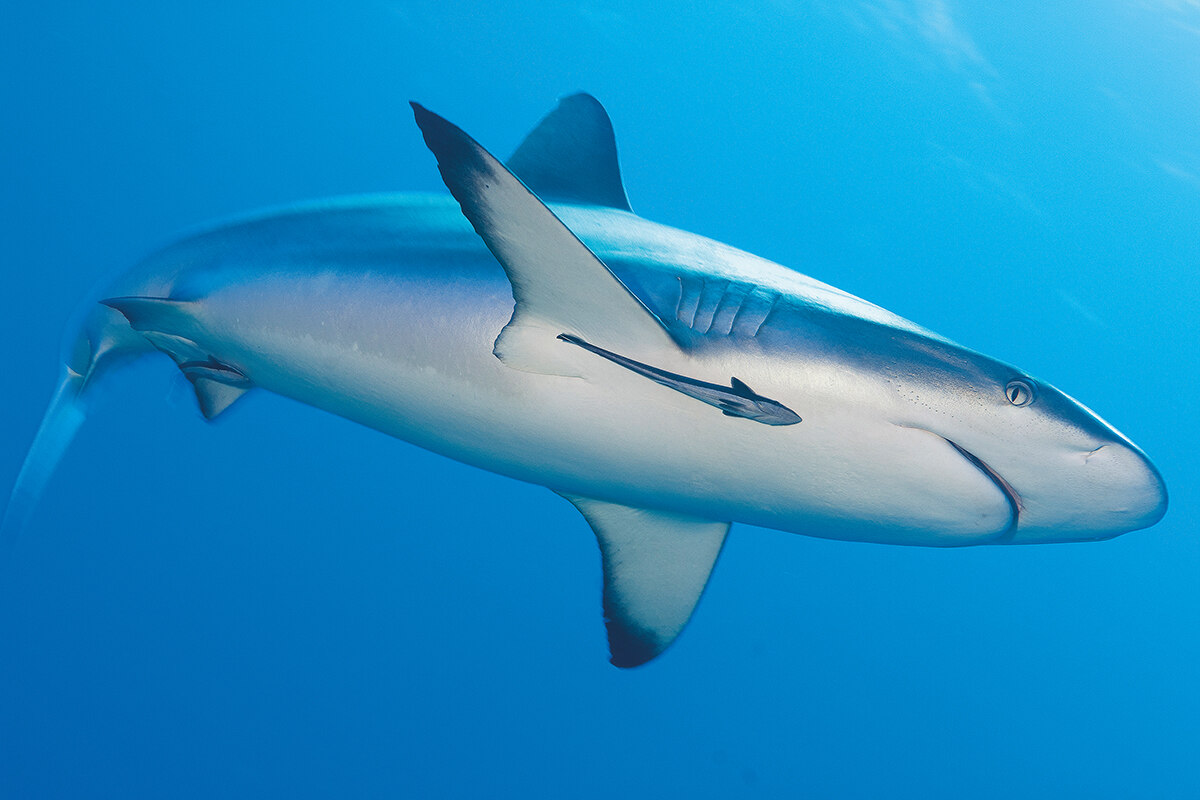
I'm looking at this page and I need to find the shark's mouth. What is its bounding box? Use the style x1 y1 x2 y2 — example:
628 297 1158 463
943 438 1021 541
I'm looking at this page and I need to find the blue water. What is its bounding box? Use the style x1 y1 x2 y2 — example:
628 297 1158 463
2 2 1197 797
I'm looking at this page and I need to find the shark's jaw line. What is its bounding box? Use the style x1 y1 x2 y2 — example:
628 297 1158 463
943 437 1022 542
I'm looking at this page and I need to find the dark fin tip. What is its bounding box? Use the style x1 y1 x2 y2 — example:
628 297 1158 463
605 619 662 669
410 102 470 160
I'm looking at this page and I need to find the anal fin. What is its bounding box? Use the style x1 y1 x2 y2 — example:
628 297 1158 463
139 331 252 421
185 368 251 420
103 299 254 420
559 493 730 667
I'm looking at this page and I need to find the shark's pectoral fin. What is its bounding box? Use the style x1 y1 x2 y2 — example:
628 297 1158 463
559 493 729 668
493 319 583 377
102 298 252 421
411 103 679 378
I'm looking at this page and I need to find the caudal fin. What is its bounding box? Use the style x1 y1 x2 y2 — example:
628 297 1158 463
1 286 154 545
1 369 88 543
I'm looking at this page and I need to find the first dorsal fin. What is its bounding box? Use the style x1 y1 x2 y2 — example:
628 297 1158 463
559 493 730 667
506 93 632 211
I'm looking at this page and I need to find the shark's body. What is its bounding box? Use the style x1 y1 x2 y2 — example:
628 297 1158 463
3 96 1167 666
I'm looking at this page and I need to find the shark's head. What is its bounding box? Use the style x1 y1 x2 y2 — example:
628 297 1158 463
888 332 1167 544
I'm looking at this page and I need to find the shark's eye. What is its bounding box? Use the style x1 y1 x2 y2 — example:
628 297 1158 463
1005 379 1035 407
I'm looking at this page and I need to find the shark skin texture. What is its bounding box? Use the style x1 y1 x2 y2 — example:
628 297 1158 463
3 94 1168 667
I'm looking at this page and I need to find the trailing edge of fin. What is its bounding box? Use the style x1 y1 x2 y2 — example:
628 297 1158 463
559 493 730 668
411 102 678 377
507 93 632 212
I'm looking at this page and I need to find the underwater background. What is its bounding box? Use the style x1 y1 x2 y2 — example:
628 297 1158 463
2 1 1197 797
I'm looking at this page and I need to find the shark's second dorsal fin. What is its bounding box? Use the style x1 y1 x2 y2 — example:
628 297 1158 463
412 103 677 376
559 493 730 667
507 93 632 211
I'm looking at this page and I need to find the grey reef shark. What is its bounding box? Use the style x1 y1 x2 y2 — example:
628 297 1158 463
2 94 1168 667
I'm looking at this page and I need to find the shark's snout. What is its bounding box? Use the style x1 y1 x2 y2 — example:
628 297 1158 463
1080 439 1167 535
1004 438 1167 544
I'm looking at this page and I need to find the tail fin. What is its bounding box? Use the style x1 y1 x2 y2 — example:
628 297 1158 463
0 369 88 542
2 297 152 544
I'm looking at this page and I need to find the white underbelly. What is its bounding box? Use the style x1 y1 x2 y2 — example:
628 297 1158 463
191 270 1014 547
